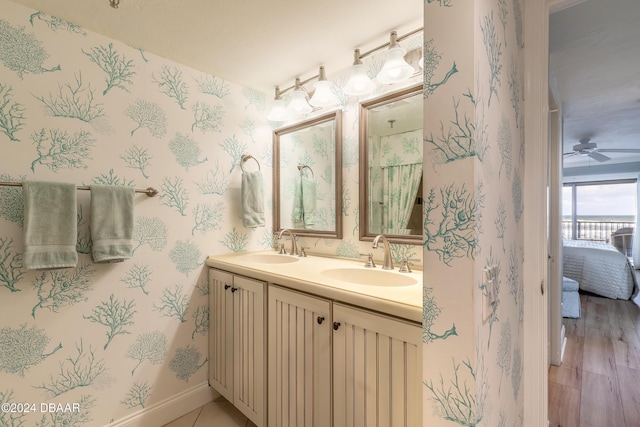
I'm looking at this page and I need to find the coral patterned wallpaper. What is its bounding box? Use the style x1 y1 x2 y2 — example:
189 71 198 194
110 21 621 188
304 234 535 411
421 0 525 426
0 0 529 425
0 1 276 424
0 1 424 425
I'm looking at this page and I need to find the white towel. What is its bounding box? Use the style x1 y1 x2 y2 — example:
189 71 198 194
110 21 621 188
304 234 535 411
242 171 265 228
22 181 78 269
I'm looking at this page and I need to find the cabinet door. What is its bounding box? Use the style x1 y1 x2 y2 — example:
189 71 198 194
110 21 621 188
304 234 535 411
233 275 266 427
209 269 234 402
268 286 332 427
332 304 421 427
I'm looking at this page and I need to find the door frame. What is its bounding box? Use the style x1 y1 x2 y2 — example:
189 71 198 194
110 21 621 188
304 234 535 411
522 0 549 424
549 84 564 367
523 0 584 424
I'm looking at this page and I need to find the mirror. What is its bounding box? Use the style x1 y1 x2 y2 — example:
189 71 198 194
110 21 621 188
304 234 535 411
359 84 423 244
273 110 342 239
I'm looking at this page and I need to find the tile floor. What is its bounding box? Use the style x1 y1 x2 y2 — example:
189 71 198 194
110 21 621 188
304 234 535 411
161 397 257 427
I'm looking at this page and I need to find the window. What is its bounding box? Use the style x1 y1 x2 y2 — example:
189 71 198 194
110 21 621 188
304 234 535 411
562 180 636 242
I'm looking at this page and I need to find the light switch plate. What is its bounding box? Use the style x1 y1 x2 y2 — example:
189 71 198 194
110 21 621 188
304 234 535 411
482 265 498 323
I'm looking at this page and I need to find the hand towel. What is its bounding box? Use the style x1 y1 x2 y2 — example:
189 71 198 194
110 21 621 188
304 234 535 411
90 185 135 262
22 180 78 269
293 176 316 228
242 171 265 228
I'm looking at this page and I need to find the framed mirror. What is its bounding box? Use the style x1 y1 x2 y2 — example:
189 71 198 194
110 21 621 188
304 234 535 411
359 84 423 244
273 110 342 239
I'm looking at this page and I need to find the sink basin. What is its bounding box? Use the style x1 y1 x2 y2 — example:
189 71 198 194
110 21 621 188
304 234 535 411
320 268 418 287
238 253 300 264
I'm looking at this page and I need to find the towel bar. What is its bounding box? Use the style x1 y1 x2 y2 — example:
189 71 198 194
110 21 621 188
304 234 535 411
0 181 159 197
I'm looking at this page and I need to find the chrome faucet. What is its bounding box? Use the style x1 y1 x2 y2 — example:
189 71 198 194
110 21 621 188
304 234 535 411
277 229 298 256
372 234 393 270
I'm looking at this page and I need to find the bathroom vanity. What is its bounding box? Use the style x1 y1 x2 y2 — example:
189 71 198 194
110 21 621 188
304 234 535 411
206 251 422 427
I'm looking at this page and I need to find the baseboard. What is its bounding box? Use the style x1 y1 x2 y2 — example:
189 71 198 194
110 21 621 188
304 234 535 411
106 382 217 427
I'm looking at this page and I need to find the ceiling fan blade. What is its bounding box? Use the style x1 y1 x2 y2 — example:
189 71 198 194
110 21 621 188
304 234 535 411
597 148 640 153
588 151 610 162
563 152 579 157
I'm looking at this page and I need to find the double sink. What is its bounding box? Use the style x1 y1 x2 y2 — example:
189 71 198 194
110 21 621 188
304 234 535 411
234 252 419 287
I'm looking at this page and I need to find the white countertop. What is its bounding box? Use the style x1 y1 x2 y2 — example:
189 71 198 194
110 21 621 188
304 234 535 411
206 251 422 324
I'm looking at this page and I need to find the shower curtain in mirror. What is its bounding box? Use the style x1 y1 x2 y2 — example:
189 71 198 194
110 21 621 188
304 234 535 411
382 162 423 234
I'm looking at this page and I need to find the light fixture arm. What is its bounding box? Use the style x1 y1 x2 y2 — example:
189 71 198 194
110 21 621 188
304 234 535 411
278 73 321 98
356 27 423 61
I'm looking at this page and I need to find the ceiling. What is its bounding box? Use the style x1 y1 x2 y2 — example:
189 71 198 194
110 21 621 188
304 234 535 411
7 0 422 95
549 0 640 171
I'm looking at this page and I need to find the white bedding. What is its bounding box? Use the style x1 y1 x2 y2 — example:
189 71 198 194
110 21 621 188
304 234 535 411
563 239 638 300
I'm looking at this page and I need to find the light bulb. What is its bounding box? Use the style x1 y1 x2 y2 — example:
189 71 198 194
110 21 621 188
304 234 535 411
344 49 376 96
309 80 339 107
344 66 375 96
309 67 338 107
267 87 289 122
287 87 312 116
267 98 288 121
376 32 415 85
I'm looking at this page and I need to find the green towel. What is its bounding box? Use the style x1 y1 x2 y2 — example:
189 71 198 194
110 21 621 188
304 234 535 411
293 176 316 228
22 181 78 269
90 185 134 262
242 171 265 228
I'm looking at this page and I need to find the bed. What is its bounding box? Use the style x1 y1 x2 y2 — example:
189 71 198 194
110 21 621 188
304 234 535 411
563 239 638 300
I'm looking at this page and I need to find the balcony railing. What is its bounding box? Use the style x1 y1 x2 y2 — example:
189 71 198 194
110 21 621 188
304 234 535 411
562 220 635 242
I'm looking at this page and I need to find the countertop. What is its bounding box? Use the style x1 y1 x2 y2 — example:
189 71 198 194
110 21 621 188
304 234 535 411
206 251 422 324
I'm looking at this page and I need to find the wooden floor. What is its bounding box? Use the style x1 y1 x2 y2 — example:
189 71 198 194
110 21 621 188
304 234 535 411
548 292 640 427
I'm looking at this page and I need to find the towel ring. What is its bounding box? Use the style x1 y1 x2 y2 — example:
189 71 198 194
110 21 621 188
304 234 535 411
298 164 315 179
241 154 261 172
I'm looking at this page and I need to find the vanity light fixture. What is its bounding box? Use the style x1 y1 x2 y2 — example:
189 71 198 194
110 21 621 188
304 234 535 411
376 31 415 85
343 49 376 96
266 87 289 122
308 66 339 108
266 26 423 120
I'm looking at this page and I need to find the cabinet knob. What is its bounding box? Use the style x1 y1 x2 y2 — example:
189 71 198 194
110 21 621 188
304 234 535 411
317 316 325 325
333 322 341 330
231 287 238 293
224 284 231 290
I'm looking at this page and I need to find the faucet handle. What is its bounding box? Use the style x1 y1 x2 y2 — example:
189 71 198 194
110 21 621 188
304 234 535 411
298 246 309 257
359 253 376 268
278 243 287 254
399 257 413 273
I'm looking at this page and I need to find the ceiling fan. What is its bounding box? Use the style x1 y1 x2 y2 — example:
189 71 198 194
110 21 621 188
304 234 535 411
563 138 640 162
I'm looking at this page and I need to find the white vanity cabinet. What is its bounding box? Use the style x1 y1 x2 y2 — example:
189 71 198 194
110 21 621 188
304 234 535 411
332 303 422 427
267 285 332 427
266 285 421 427
209 269 266 427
